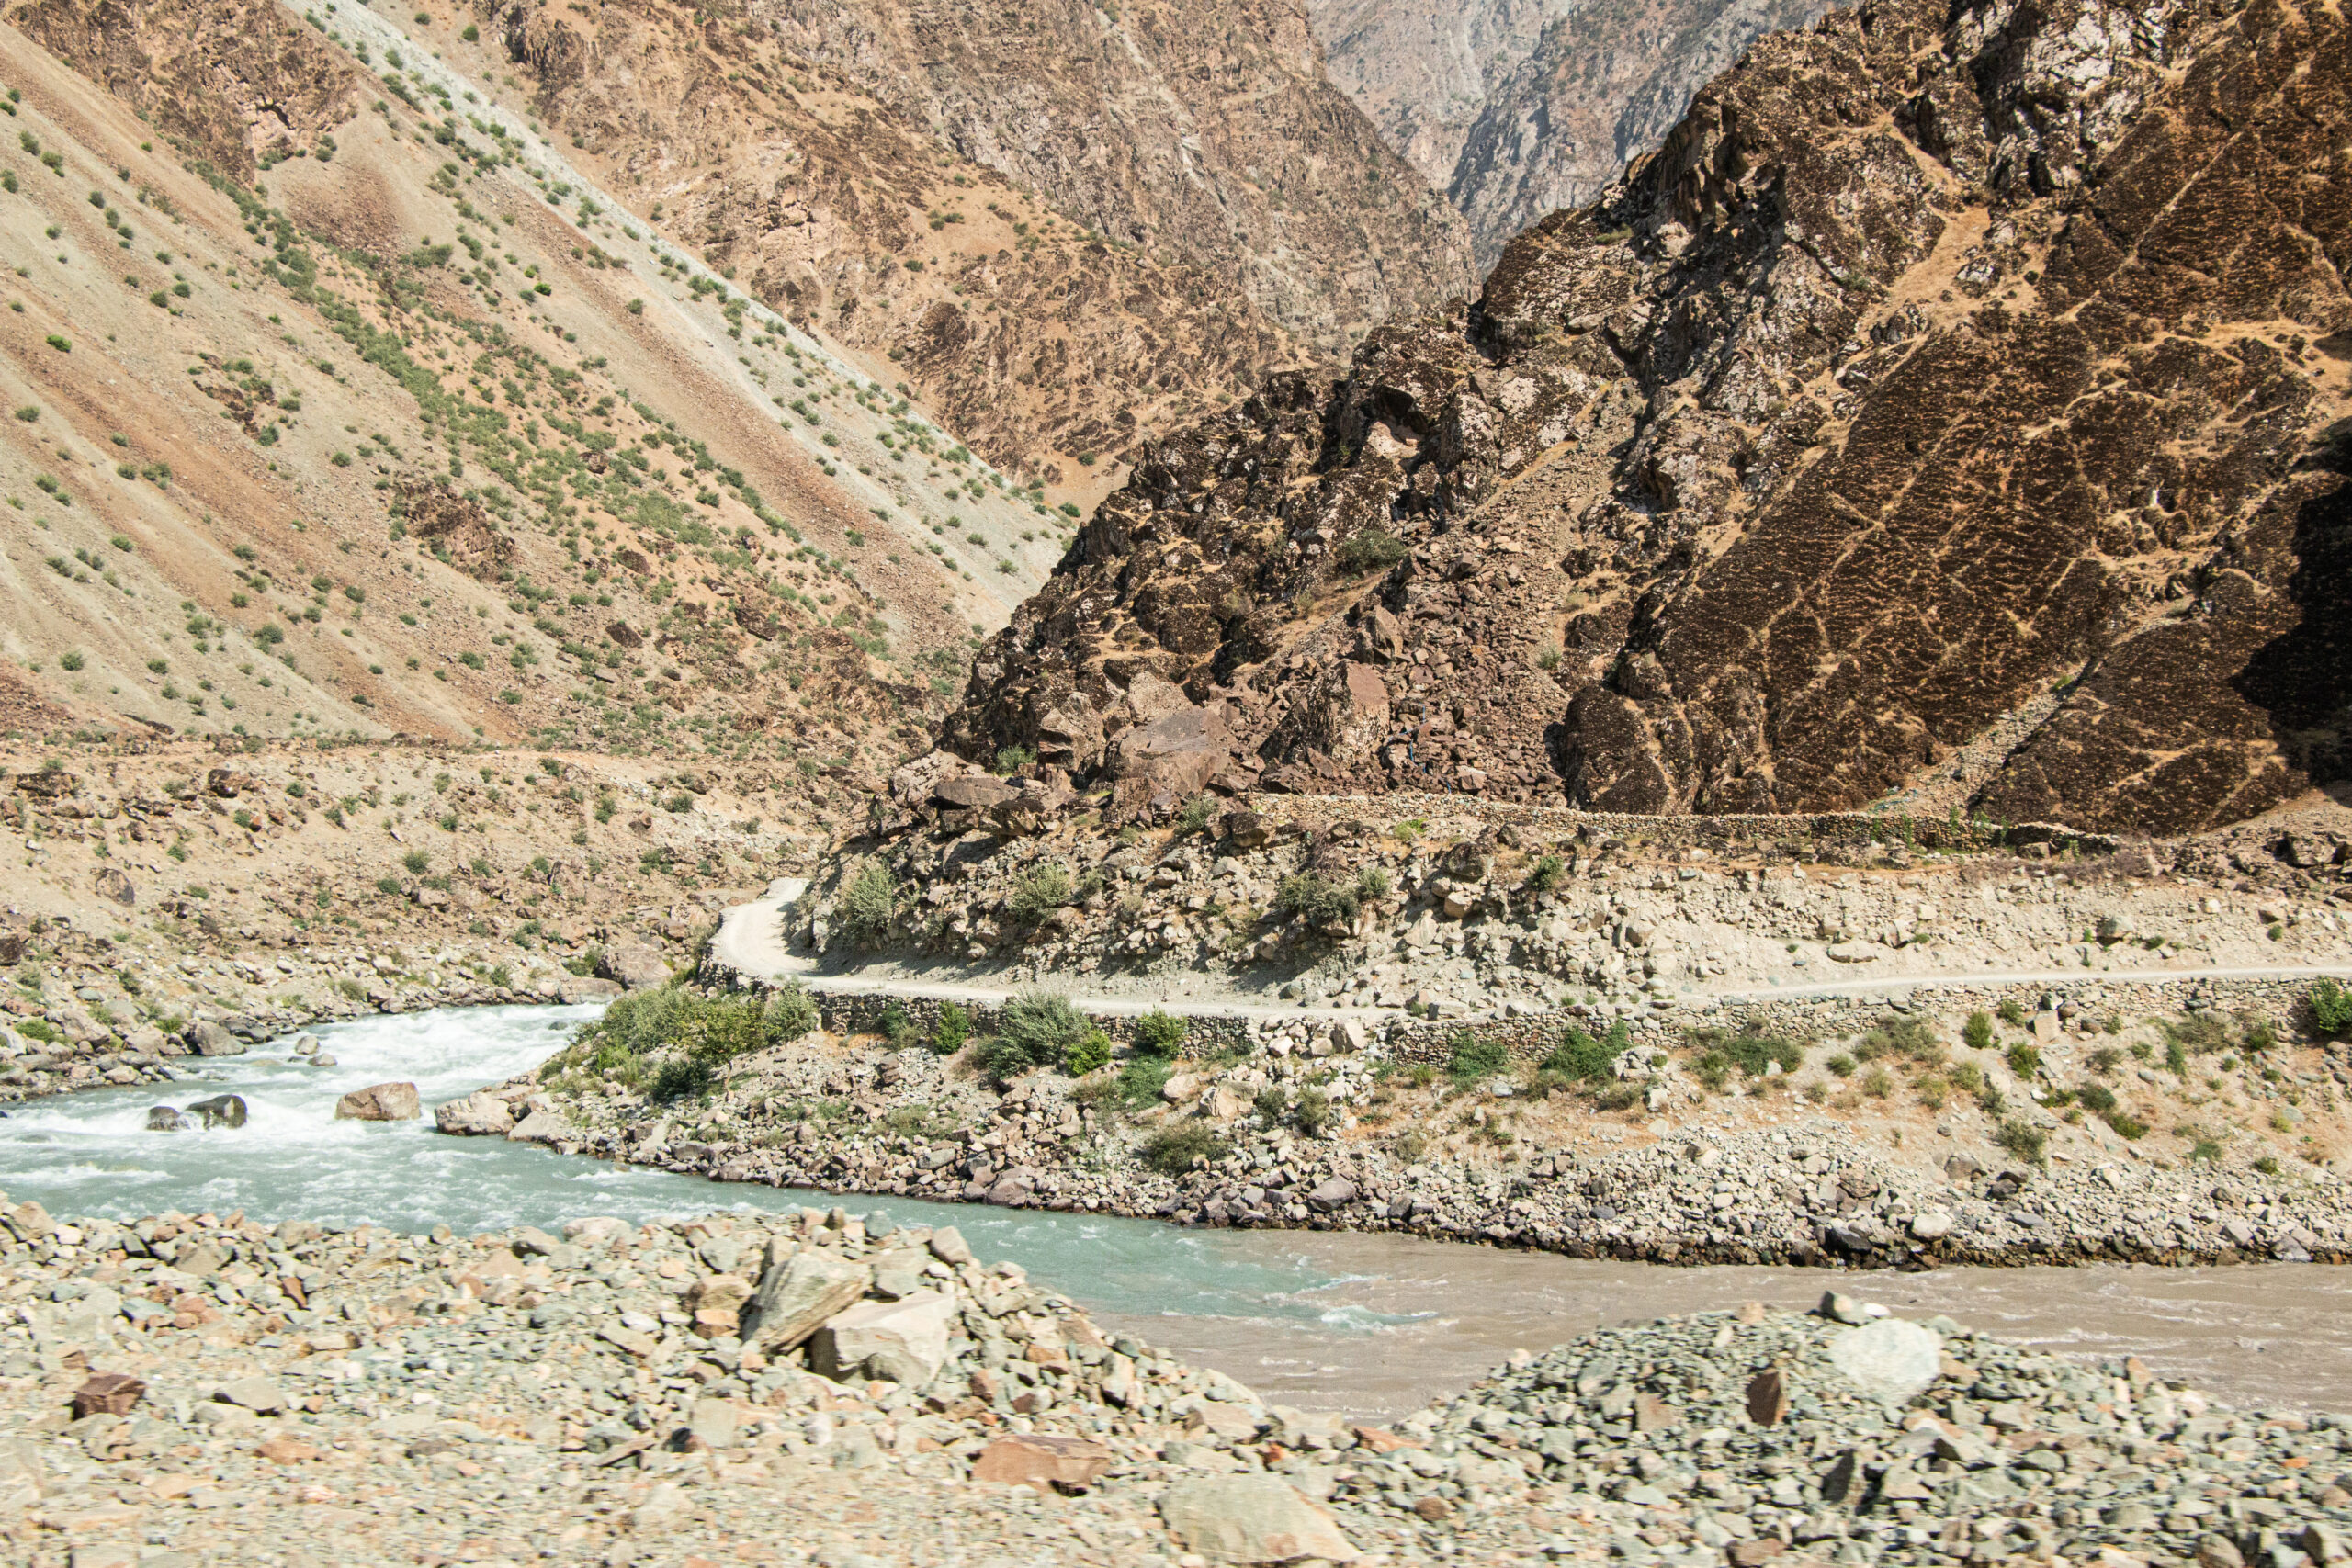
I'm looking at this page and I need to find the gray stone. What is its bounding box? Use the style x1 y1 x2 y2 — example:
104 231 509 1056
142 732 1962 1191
928 1225 974 1266
185 1021 244 1057
1828 1318 1942 1405
1159 1473 1360 1563
808 1290 956 1385
739 1249 868 1351
507 1108 574 1145
1306 1178 1357 1213
214 1375 288 1413
434 1091 516 1136
145 1106 189 1133
598 942 671 991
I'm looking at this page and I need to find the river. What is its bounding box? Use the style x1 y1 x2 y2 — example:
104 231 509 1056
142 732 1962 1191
2 1004 2346 1421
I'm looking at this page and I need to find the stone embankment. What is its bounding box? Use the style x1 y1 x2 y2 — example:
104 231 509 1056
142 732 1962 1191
3 1195 2346 1566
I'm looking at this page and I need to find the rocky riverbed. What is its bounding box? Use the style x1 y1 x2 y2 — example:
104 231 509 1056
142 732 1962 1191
2 1194 2345 1567
514 984 2352 1271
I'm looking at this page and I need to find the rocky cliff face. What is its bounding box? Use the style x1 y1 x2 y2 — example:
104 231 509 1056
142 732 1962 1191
1312 0 1829 269
478 0 1474 479
755 0 1476 361
944 0 2351 837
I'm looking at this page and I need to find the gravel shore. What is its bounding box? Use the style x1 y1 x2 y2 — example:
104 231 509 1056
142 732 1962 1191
2 1195 2344 1567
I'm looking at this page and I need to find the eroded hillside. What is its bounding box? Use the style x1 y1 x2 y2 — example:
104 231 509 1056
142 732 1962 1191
469 0 1476 480
1312 0 1829 268
944 0 2351 837
0 0 1068 766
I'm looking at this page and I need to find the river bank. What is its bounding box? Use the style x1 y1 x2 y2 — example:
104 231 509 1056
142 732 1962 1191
522 972 2352 1272
4 1196 2347 1568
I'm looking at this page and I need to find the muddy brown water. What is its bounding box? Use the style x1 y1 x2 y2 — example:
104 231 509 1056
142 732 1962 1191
1 1005 2343 1424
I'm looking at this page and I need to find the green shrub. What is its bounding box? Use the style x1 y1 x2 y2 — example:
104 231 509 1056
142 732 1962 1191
1135 1008 1185 1057
401 848 430 874
1685 1024 1804 1078
1175 795 1216 834
1274 873 1359 929
992 744 1035 775
1446 1031 1510 1084
1962 1011 1995 1052
1141 1122 1228 1175
768 983 819 1039
2106 1110 2149 1139
879 1004 912 1047
1528 853 1565 892
1542 1021 1624 1083
2077 1084 2118 1114
1256 1085 1335 1136
2006 1042 2041 1079
1334 527 1407 575
648 1055 713 1103
2164 1037 2188 1075
1996 1120 2048 1164
1076 1052 1174 1111
981 991 1089 1080
2312 979 2352 1039
2254 1155 2282 1176
1997 999 2026 1026
1975 1082 2006 1116
931 1000 970 1055
838 860 896 941
1355 865 1391 900
1066 1026 1113 1077
1007 862 1074 923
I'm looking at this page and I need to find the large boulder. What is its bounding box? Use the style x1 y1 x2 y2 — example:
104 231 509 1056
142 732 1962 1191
933 773 1019 809
185 1020 245 1057
1829 1317 1943 1405
808 1289 955 1384
597 942 670 991
1159 1473 1360 1563
187 1094 247 1129
737 1248 868 1352
889 749 967 809
970 1433 1114 1490
507 1108 574 1145
334 1082 422 1122
434 1092 516 1136
1110 704 1234 795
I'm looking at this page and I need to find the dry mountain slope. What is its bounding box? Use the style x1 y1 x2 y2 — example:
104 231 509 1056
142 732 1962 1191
0 0 1067 767
944 0 2351 838
467 0 1476 482
1312 0 1830 268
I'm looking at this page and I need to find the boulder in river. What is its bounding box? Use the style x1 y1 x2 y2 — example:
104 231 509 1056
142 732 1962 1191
145 1106 189 1133
434 1092 516 1136
187 1094 247 1129
334 1082 422 1122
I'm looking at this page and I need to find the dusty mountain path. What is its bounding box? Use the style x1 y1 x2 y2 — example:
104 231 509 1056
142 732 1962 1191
707 878 2352 1019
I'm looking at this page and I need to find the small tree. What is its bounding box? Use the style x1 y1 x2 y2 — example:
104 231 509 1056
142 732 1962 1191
932 1000 970 1055
2311 979 2352 1040
1135 1008 1186 1057
838 860 896 941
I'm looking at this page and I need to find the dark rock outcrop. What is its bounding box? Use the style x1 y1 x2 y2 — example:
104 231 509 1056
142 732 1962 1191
944 0 2351 836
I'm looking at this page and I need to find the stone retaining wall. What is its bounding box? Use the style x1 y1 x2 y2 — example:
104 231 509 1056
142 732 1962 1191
726 967 2343 1061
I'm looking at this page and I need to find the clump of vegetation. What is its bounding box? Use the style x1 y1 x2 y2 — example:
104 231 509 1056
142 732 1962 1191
1255 1083 1336 1136
2006 1042 2041 1080
978 991 1091 1081
1175 795 1216 834
1685 1023 1804 1091
1997 998 2026 1026
648 1056 714 1103
1446 1031 1510 1085
1007 862 1074 923
1962 1010 1995 1052
544 981 814 1099
1355 865 1392 901
1140 1122 1228 1175
1274 872 1359 930
1334 527 1408 576
2312 979 2352 1040
1527 853 1566 892
1065 1026 1114 1077
1541 1021 1627 1085
932 1000 971 1055
1135 1008 1185 1057
992 744 1035 775
1996 1120 2048 1164
838 860 896 941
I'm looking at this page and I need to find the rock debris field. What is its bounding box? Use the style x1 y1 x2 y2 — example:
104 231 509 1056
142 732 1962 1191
2 1196 2348 1567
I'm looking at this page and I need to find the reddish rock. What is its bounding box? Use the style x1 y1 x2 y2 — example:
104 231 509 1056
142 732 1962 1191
968 1433 1114 1491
